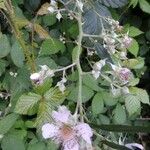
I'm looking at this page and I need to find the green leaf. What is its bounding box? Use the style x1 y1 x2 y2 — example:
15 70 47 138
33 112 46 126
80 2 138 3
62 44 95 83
127 39 139 57
102 91 118 106
99 115 110 124
36 57 57 69
99 0 128 8
129 0 139 8
39 38 66 56
128 26 143 37
0 59 7 76
92 93 104 114
44 87 68 106
113 104 127 124
11 41 25 67
35 101 53 128
42 14 57 26
139 0 150 14
92 124 150 133
0 34 11 58
67 85 94 103
27 142 46 150
1 134 25 150
130 87 150 105
123 57 145 69
0 113 19 135
15 93 41 115
83 2 111 35
125 94 141 116
83 74 101 91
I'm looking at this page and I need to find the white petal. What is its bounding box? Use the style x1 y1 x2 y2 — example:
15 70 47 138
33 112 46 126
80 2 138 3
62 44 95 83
42 123 59 139
125 143 144 150
52 106 71 123
75 123 93 144
30 73 40 80
63 139 79 150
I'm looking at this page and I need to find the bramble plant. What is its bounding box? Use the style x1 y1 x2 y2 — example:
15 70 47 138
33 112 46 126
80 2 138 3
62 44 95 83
0 0 150 150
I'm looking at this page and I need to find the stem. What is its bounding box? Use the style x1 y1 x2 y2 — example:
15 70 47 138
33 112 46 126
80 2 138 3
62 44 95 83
54 63 76 72
76 10 83 121
4 0 36 72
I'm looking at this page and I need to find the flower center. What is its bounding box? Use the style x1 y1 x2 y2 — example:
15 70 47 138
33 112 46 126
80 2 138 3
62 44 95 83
60 125 75 141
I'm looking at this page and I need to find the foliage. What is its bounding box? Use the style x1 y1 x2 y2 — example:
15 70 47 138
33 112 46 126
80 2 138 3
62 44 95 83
0 0 149 149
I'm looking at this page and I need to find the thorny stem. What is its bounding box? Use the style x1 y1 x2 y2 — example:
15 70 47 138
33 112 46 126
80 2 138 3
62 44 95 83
4 0 36 72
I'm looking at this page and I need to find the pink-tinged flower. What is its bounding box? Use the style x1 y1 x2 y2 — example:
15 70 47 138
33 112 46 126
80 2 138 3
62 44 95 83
122 35 132 48
42 106 93 150
111 64 132 84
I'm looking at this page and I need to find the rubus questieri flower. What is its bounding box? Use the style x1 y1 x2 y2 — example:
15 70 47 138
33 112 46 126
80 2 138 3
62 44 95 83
111 64 132 84
42 106 93 150
30 65 54 85
56 77 67 93
122 35 132 48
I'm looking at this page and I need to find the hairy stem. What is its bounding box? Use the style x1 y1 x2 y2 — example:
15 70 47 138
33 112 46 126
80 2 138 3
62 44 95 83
76 10 84 121
4 0 36 72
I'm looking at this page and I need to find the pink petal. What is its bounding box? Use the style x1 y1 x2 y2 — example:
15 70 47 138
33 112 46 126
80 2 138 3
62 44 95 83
75 123 93 144
63 139 79 150
42 123 59 139
52 106 71 123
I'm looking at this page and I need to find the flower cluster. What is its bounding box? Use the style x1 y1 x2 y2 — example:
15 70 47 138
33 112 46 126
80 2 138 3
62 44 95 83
42 106 93 150
102 19 132 58
30 65 54 84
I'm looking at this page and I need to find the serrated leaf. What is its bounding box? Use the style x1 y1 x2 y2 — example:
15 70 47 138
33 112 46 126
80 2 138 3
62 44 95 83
40 38 65 56
11 41 25 67
113 104 127 124
15 93 41 115
83 74 101 91
99 0 128 8
128 26 143 37
139 0 150 14
92 93 104 114
0 113 19 135
44 87 68 106
125 94 141 116
67 85 94 103
36 101 53 128
0 34 11 58
130 87 150 105
83 2 111 35
127 39 139 57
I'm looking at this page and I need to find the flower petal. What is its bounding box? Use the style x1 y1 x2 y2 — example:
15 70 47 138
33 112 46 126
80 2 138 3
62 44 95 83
75 123 93 144
42 123 59 139
125 143 144 150
52 106 71 123
63 139 79 150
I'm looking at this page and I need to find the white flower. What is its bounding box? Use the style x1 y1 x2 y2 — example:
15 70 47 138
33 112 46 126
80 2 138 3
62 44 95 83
56 11 62 21
42 106 93 150
30 65 54 85
92 70 100 79
47 6 55 13
76 0 83 12
122 35 132 48
56 77 67 93
30 73 41 81
125 143 144 150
